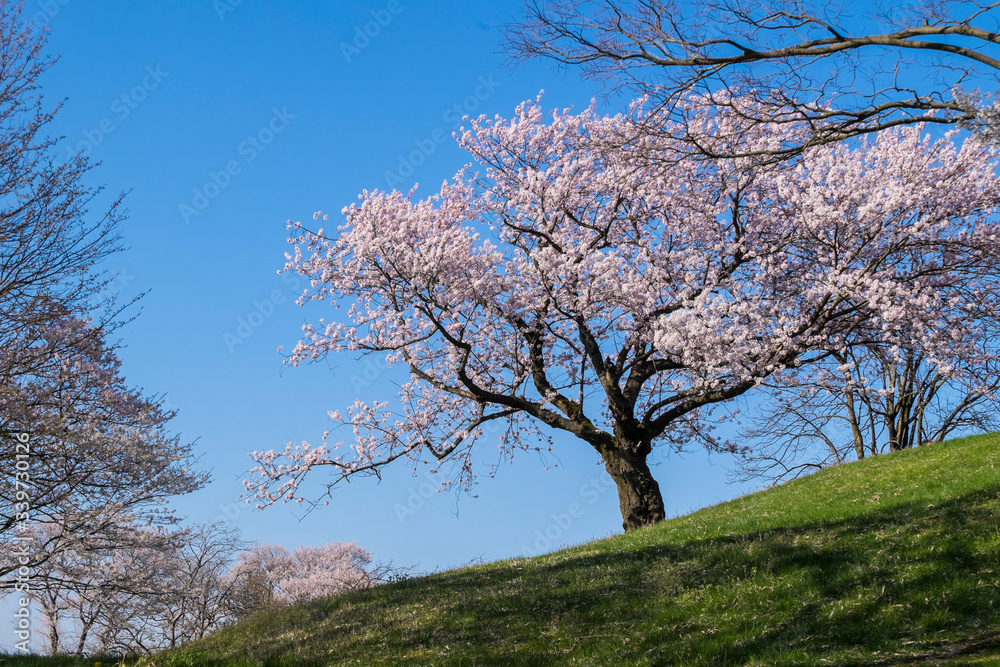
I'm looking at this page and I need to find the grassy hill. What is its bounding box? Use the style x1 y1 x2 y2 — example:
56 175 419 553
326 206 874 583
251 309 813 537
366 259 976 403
9 432 1000 666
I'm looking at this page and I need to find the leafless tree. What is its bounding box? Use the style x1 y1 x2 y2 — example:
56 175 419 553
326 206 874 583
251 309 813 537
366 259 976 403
0 0 129 390
509 0 1000 156
0 1 206 589
732 345 1000 484
156 523 246 649
84 522 247 654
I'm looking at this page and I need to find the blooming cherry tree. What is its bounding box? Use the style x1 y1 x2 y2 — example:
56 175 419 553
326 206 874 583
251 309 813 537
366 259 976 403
0 0 205 593
247 96 1000 531
274 542 377 604
0 316 207 583
226 541 389 615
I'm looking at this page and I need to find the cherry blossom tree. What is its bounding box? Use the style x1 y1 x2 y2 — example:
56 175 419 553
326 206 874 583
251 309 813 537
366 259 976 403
0 0 205 589
224 544 290 621
27 524 178 656
247 95 1000 531
509 0 1000 487
25 525 397 656
226 541 400 618
0 317 208 583
28 523 242 656
277 542 380 604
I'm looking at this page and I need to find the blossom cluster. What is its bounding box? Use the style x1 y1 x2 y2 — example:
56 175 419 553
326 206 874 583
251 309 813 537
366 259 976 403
246 93 1000 509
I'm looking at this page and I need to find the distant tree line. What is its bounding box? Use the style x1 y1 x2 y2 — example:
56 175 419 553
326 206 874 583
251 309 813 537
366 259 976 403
0 3 404 657
25 522 404 656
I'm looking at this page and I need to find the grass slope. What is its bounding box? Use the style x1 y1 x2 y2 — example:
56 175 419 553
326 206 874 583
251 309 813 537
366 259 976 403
11 432 1000 666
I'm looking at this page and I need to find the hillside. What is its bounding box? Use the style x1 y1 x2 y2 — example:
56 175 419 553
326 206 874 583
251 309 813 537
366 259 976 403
11 432 1000 666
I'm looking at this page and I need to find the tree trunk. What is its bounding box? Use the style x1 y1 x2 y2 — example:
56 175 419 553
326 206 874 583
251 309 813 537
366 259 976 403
600 446 666 532
76 620 91 656
48 614 59 656
843 385 866 459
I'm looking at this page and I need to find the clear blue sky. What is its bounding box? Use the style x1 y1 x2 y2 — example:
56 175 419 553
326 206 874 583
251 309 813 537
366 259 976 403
31 0 758 576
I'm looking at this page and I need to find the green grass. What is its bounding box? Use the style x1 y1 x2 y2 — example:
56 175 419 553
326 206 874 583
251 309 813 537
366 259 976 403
8 432 1000 665
0 657 130 666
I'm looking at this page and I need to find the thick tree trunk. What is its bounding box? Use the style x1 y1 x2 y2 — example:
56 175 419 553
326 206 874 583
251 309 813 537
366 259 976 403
600 446 666 532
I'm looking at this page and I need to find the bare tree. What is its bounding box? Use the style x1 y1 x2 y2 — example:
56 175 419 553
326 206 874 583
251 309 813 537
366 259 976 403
509 0 1000 156
157 523 246 648
27 524 180 656
0 0 206 591
733 344 1000 484
0 0 129 392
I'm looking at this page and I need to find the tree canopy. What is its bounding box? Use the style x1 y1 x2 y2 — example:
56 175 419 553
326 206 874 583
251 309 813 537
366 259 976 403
248 95 1000 530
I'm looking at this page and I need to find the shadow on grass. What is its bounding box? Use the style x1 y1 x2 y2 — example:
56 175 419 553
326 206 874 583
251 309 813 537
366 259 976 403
382 484 1000 664
152 483 1000 665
